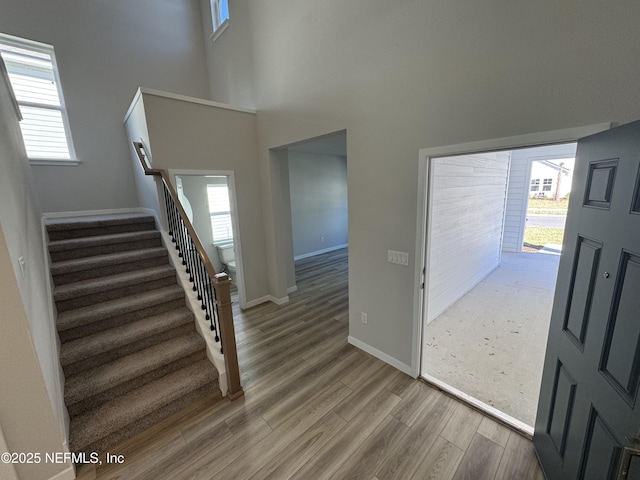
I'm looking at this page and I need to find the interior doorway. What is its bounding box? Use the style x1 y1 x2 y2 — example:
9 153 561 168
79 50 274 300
170 171 246 309
420 142 577 432
271 130 348 294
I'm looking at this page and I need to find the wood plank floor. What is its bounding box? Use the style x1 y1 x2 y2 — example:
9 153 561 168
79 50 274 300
76 248 545 480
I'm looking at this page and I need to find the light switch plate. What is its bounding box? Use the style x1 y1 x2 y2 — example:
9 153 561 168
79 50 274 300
388 250 409 266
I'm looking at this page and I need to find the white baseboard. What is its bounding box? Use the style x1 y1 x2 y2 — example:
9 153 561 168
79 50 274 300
347 336 414 377
294 244 348 261
244 294 290 309
287 285 298 294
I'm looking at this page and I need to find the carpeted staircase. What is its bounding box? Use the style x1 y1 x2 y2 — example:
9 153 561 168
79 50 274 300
46 213 220 454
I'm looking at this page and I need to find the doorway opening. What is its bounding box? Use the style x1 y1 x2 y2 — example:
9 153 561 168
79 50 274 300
171 171 246 309
271 130 348 296
420 142 576 432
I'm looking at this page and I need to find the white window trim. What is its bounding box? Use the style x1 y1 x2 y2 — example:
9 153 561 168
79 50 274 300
0 33 78 166
210 19 229 42
209 0 230 41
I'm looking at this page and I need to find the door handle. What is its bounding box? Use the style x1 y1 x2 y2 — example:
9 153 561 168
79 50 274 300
617 447 640 480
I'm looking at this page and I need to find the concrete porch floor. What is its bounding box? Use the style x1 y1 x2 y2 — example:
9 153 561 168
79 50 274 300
422 252 560 427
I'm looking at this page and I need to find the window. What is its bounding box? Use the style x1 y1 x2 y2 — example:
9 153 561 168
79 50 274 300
210 0 230 39
543 178 553 191
0 34 76 163
530 179 540 192
207 183 233 243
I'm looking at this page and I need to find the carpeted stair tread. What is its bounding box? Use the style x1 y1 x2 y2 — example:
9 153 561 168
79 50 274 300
50 247 167 277
46 214 157 241
64 332 207 406
82 387 222 455
45 213 155 232
48 212 220 455
59 307 195 367
69 359 217 452
56 285 186 333
48 230 162 261
54 265 177 303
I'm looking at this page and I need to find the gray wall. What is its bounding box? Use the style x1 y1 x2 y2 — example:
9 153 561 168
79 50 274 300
0 0 210 213
203 0 640 370
0 62 71 480
178 175 228 273
427 153 510 324
288 152 348 259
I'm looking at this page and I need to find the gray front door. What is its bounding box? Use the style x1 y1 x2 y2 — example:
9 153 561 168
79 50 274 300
534 120 640 479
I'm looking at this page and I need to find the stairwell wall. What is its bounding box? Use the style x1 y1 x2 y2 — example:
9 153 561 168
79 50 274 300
0 62 72 479
133 91 271 304
0 0 211 213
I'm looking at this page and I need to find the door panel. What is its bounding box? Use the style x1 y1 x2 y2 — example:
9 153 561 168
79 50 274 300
534 120 640 479
601 251 640 401
563 237 602 348
579 408 621 480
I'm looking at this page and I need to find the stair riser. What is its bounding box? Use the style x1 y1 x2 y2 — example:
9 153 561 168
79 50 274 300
66 350 207 415
52 254 169 286
58 298 186 343
75 384 219 454
50 237 162 262
55 275 178 313
62 322 195 376
47 221 156 241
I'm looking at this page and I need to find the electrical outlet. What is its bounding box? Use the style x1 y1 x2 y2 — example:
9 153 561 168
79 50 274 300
321 236 325 243
361 312 368 324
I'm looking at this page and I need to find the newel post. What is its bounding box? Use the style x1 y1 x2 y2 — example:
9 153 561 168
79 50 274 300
213 273 244 400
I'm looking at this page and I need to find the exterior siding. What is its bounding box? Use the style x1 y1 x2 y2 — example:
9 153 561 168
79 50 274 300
426 152 510 324
502 144 577 253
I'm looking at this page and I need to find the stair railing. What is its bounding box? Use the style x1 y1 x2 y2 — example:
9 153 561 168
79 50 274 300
132 141 244 400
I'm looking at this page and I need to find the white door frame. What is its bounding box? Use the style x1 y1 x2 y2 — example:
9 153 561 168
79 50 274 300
411 123 611 381
168 169 248 309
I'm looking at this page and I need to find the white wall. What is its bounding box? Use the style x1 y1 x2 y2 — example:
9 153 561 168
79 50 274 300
503 144 577 252
199 0 255 109
288 152 348 259
427 153 510 323
204 0 640 371
0 64 72 480
139 91 269 304
178 175 227 273
0 0 210 213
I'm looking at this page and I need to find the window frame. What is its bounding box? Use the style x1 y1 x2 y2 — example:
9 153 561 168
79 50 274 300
530 179 540 192
209 0 230 42
0 33 77 165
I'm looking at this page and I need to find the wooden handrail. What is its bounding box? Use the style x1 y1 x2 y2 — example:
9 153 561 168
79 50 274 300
132 141 244 400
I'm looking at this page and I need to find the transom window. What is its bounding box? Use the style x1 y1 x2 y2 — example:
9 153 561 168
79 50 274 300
207 183 233 243
0 33 76 163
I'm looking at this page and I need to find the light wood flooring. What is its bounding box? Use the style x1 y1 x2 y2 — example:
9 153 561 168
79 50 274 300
77 248 545 480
